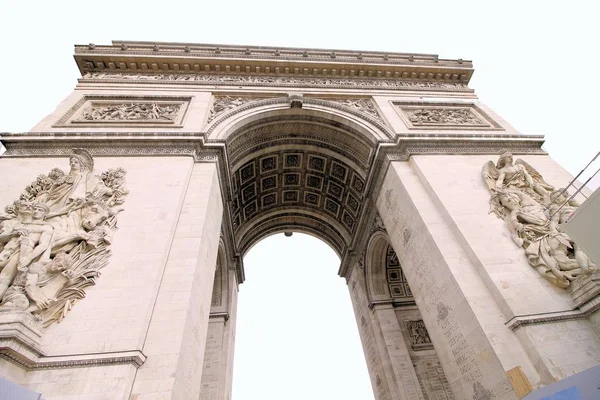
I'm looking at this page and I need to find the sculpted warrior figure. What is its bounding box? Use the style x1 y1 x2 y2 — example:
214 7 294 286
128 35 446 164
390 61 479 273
483 152 596 289
0 149 128 325
0 202 53 300
37 149 112 212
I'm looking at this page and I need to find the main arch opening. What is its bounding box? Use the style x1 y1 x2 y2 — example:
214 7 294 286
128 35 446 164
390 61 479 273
206 99 399 399
232 233 374 400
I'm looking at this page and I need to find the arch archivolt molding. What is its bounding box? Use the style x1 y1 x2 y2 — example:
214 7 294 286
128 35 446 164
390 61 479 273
206 96 394 142
237 212 347 258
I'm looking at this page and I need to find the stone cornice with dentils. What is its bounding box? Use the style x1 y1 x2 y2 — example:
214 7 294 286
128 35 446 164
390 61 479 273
74 41 474 84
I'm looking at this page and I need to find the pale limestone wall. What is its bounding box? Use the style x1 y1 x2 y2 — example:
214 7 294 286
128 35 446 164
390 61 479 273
348 266 394 400
410 155 580 317
132 162 223 399
23 365 136 400
30 87 212 133
371 305 424 399
0 157 223 400
0 360 26 387
515 320 600 381
0 156 194 355
377 160 521 400
394 308 454 400
200 318 226 399
219 272 238 400
409 154 600 381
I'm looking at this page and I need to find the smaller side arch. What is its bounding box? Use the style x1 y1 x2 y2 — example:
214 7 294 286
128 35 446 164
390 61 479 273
364 231 393 305
364 231 415 307
210 239 232 317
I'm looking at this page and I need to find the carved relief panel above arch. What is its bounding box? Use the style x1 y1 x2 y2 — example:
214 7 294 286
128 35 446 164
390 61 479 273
53 95 191 128
393 101 503 131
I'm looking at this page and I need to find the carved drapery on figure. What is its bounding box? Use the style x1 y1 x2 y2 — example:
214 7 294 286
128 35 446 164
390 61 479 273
0 149 128 326
77 102 180 122
482 152 596 288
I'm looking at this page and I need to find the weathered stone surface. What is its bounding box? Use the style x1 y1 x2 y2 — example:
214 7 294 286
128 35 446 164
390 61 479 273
0 40 597 400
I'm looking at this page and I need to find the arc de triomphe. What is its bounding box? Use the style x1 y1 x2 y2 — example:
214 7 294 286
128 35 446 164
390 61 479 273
1 41 599 400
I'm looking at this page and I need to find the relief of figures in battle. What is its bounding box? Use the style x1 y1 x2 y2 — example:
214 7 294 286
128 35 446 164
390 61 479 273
482 152 596 288
0 149 128 326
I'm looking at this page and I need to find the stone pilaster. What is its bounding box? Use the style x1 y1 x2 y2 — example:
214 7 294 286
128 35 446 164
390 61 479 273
377 160 518 400
131 162 223 399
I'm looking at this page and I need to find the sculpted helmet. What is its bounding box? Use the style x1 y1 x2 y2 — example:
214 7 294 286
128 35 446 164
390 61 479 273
32 202 50 215
70 148 94 172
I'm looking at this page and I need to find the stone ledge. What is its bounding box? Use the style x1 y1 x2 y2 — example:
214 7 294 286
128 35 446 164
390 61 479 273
0 312 146 370
0 346 147 371
505 303 600 331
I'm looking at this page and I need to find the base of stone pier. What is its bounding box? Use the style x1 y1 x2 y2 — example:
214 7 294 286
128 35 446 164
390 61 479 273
570 270 600 311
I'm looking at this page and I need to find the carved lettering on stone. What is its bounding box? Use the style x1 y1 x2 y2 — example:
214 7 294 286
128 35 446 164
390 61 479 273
482 152 597 288
82 72 469 90
77 102 180 122
0 149 128 327
405 108 486 126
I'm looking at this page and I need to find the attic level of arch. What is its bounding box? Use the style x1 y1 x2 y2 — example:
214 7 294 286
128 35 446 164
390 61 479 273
74 41 474 85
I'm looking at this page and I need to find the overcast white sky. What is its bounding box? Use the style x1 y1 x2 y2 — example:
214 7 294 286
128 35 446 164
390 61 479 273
1 1 599 399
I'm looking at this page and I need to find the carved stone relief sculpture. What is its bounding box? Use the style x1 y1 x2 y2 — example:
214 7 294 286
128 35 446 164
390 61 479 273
395 103 504 131
482 152 596 288
331 99 384 123
0 149 128 326
82 72 470 91
207 96 253 124
77 102 180 122
406 108 485 126
405 320 432 349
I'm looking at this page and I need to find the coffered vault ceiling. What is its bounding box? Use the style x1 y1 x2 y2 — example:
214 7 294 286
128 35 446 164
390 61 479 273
227 115 375 256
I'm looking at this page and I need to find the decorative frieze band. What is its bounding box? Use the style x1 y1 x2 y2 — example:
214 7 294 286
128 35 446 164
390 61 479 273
80 72 472 92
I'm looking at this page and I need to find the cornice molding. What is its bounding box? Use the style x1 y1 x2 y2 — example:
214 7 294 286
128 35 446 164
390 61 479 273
0 312 146 370
0 343 146 370
75 41 473 85
506 302 600 331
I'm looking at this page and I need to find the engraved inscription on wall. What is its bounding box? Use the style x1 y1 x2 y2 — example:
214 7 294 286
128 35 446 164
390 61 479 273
382 185 489 394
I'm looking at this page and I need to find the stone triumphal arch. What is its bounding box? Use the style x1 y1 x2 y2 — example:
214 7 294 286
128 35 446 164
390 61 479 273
1 41 599 400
